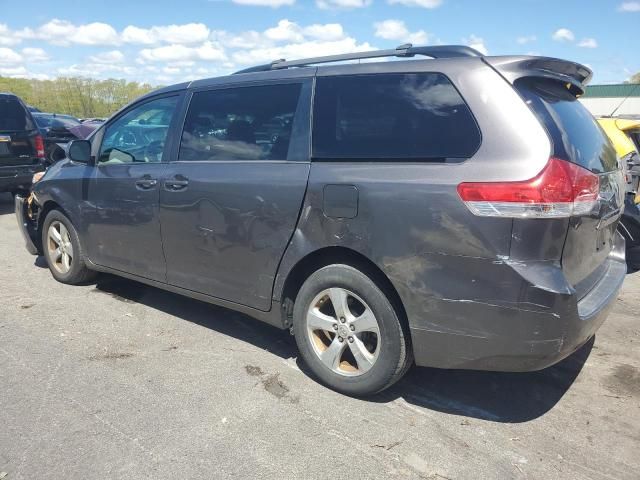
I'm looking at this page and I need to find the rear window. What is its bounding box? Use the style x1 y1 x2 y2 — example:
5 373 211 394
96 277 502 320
312 73 481 161
0 96 34 131
516 78 617 173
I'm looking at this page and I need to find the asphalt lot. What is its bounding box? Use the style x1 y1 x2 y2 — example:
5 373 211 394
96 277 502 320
0 192 639 480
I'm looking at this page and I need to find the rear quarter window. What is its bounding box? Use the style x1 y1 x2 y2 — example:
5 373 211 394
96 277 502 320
0 96 34 131
312 73 481 161
515 78 617 173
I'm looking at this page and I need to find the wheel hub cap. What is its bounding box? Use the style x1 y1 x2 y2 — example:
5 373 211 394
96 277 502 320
305 287 381 377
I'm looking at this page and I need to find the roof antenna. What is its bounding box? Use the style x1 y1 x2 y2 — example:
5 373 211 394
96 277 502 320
610 83 640 117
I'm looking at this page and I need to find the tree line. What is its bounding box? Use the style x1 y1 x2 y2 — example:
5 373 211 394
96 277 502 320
0 77 157 118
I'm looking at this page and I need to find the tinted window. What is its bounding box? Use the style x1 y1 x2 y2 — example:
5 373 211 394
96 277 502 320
98 96 178 164
312 73 481 161
516 78 617 173
180 83 302 161
0 96 34 131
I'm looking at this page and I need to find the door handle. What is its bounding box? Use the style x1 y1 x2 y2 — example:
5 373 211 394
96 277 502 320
135 178 157 190
164 177 189 191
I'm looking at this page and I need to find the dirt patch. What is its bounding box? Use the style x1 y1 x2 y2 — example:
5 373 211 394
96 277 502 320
245 365 264 377
244 365 298 403
263 374 289 399
20 304 35 309
605 364 640 397
89 352 135 361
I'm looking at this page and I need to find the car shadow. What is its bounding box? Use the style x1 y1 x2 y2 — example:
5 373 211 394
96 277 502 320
372 338 592 423
91 274 590 423
0 193 15 215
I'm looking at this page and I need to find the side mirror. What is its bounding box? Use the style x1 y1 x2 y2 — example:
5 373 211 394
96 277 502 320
68 139 91 164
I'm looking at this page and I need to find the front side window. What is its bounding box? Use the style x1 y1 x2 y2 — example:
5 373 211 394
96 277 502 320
312 73 481 161
179 83 302 161
98 96 178 164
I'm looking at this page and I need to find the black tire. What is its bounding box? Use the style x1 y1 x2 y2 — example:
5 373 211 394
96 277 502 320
293 264 412 396
41 209 96 284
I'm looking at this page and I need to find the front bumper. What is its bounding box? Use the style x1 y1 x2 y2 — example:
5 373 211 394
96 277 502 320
0 163 44 193
15 194 40 255
409 234 627 372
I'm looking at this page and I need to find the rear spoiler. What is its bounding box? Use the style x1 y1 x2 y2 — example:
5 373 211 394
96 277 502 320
483 56 593 96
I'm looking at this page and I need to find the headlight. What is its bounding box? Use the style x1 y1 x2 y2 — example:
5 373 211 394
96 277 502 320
32 171 45 184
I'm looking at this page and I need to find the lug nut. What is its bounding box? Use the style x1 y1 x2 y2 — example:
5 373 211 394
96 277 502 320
349 325 355 331
332 323 338 330
340 317 346 323
348 336 354 343
338 336 344 343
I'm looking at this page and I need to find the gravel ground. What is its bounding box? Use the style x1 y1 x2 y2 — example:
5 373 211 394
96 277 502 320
0 192 639 480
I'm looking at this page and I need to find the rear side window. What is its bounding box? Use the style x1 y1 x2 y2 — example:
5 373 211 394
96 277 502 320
180 83 302 161
0 96 34 131
312 73 481 161
516 78 617 173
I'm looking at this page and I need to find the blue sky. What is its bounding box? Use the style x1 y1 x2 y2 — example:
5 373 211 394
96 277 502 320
0 0 638 85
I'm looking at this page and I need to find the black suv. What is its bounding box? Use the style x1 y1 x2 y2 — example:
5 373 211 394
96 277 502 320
16 45 627 396
0 93 45 194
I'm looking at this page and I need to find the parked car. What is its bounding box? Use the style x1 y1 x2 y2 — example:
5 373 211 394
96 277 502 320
0 93 45 194
16 45 627 395
31 113 100 165
598 117 640 271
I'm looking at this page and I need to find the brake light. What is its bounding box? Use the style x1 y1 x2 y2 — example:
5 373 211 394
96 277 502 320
34 135 45 159
457 157 599 218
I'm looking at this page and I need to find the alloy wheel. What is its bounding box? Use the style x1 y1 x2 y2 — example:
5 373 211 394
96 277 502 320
306 288 381 377
47 221 74 274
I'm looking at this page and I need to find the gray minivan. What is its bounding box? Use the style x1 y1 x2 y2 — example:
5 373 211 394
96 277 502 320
16 45 627 395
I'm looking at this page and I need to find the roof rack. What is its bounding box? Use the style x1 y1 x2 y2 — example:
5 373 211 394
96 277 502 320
233 43 482 75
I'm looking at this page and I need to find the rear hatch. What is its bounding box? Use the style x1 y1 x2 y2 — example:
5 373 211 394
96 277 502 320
0 95 40 167
515 77 625 295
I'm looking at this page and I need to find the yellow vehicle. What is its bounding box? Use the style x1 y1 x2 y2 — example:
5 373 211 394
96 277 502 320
598 117 640 271
598 118 640 158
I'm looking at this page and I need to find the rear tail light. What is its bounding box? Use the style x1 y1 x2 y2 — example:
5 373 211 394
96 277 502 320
34 135 45 159
457 157 599 218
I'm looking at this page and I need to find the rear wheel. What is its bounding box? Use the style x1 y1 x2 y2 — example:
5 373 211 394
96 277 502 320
293 264 412 396
42 209 96 284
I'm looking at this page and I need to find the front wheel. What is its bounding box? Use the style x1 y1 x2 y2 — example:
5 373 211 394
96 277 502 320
293 264 412 396
42 209 96 284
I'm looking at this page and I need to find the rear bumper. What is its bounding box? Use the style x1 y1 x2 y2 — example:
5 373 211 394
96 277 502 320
14 194 40 255
409 234 626 372
0 163 43 193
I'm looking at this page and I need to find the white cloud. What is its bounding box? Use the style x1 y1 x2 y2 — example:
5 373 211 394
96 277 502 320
516 35 537 45
122 23 210 45
387 0 443 8
0 47 23 64
577 38 598 48
232 37 373 66
619 2 640 12
21 47 49 62
232 0 295 6
139 41 226 63
552 28 574 42
72 22 119 45
0 66 28 76
0 24 21 46
265 19 304 42
316 0 372 9
303 23 345 41
374 19 429 44
89 50 125 64
463 34 488 55
15 19 119 46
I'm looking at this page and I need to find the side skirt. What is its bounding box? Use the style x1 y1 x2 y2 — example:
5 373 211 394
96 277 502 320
84 259 286 329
